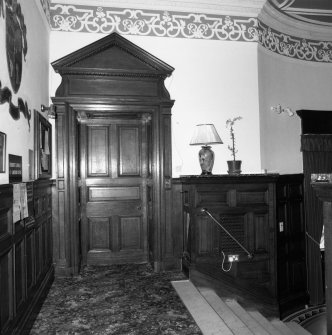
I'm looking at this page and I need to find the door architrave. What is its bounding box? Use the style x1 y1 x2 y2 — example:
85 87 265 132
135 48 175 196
51 33 174 276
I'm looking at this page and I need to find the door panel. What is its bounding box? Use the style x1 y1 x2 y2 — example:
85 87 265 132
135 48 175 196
88 217 110 249
80 115 150 265
88 126 109 176
119 126 140 176
88 186 140 201
120 217 142 250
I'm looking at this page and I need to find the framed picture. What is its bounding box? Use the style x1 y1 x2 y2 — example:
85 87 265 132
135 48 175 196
0 132 6 173
9 154 22 183
34 110 52 179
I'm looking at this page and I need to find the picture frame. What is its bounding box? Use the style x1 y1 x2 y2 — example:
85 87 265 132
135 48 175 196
9 154 22 183
0 132 6 173
34 110 52 179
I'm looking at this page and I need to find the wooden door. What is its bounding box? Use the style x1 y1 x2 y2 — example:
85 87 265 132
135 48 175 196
79 114 151 265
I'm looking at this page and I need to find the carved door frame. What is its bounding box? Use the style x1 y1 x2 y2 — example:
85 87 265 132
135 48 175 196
51 33 174 276
52 99 173 275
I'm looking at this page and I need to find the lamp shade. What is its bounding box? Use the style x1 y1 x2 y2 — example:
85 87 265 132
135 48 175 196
190 124 223 146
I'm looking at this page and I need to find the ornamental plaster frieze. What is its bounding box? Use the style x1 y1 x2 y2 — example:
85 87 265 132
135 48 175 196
258 21 332 63
50 4 259 41
49 2 332 63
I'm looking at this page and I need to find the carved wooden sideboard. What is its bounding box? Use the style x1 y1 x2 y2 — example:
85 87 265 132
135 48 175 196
0 180 54 334
180 174 307 318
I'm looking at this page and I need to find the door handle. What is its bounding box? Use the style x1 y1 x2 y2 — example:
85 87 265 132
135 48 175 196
136 205 142 211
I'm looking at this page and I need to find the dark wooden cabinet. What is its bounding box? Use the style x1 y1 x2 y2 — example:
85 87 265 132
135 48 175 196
297 110 332 306
276 174 308 317
0 180 54 334
180 174 307 318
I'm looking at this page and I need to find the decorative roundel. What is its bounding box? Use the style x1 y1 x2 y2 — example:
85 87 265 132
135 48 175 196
5 0 27 93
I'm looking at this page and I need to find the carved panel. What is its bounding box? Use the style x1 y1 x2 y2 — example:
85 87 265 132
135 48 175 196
0 209 9 238
58 191 66 260
118 126 140 176
254 214 269 252
88 126 109 176
238 191 268 205
57 113 65 179
89 186 140 201
69 78 157 97
89 217 111 250
0 250 11 331
120 217 141 250
26 231 34 291
35 225 41 280
15 239 25 310
198 215 214 254
197 191 228 207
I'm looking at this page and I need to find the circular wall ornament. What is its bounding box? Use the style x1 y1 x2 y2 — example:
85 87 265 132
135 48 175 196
5 0 27 93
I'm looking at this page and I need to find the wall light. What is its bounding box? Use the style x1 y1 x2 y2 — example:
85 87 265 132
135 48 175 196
41 104 56 119
271 104 294 117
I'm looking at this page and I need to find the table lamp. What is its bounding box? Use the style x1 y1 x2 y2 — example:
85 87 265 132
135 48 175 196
190 124 223 175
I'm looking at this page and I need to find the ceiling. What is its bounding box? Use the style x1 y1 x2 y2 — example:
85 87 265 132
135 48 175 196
268 0 332 26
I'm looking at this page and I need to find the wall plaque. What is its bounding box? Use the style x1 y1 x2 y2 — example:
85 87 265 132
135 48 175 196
9 154 22 183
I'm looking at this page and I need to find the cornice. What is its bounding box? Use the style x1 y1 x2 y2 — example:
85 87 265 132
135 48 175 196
51 0 266 16
259 1 332 42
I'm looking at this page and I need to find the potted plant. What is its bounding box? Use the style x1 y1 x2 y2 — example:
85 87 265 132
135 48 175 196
226 116 242 174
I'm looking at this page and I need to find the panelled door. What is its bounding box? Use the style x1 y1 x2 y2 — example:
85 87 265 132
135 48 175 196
79 113 151 265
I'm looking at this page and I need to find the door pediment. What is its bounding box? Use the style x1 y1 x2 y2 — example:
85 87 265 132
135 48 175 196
52 32 174 77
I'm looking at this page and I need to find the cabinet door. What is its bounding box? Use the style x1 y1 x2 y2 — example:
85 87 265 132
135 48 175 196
276 175 308 317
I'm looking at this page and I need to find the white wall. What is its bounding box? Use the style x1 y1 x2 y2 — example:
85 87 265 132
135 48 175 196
258 45 332 174
0 0 50 184
50 32 262 177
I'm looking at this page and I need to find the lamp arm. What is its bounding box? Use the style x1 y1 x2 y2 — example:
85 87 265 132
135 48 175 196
201 208 253 259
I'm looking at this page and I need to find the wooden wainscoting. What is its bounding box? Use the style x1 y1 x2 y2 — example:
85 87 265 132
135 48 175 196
0 179 54 335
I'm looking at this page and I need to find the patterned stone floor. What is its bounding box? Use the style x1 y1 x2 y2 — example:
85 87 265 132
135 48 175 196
26 264 202 335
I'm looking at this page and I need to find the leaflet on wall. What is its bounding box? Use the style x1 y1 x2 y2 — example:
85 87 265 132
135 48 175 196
13 183 21 223
21 183 28 219
12 183 29 223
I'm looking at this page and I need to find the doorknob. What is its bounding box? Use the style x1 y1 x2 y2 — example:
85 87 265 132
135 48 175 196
136 205 141 211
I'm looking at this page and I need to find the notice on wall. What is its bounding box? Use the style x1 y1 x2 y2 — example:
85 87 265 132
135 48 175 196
13 183 29 223
21 183 28 219
13 183 21 223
